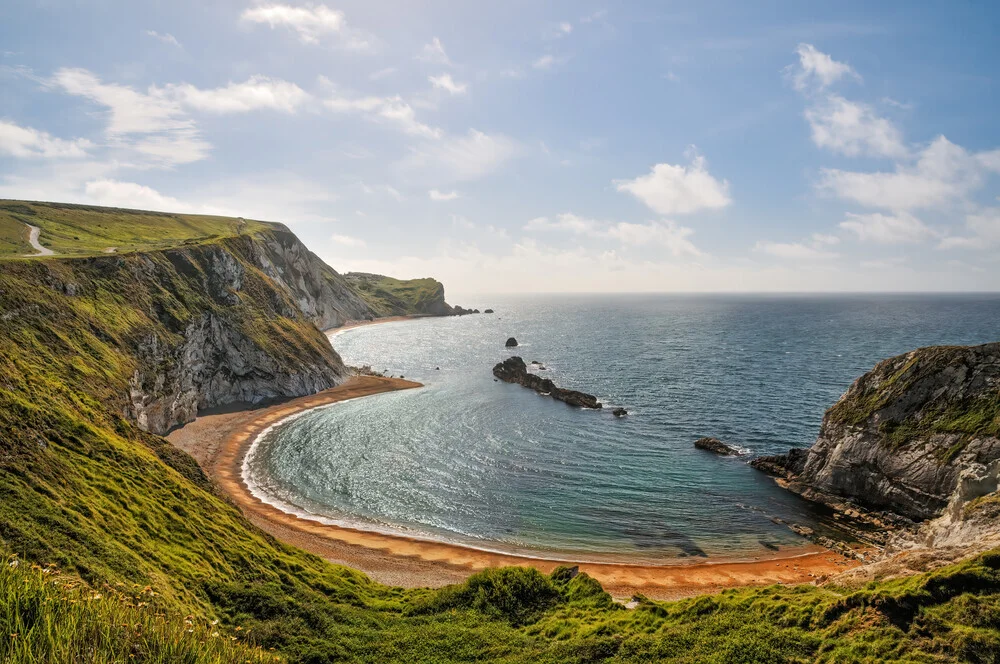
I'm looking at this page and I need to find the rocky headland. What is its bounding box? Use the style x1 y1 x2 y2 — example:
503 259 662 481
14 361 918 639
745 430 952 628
493 356 602 409
752 343 1000 563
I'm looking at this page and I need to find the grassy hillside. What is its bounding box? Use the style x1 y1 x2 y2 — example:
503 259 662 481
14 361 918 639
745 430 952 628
0 208 998 662
343 272 451 316
0 200 273 257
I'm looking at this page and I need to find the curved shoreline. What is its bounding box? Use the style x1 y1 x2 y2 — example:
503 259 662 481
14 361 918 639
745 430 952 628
169 373 861 599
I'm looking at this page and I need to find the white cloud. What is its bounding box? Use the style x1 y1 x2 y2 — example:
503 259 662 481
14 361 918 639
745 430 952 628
805 94 907 158
240 3 372 49
939 208 1000 249
325 94 441 139
369 67 396 81
789 43 860 91
152 76 311 114
811 233 840 245
524 213 702 257
840 211 936 244
818 136 999 210
580 10 608 24
83 179 185 211
754 240 838 260
525 213 597 234
396 129 518 182
331 233 366 247
428 73 467 95
606 221 702 257
615 151 731 215
418 37 450 65
532 54 556 70
0 120 92 159
144 30 181 48
49 67 211 166
559 22 573 34
429 189 459 201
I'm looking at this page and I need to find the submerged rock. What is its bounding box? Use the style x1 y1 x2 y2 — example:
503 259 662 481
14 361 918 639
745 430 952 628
505 337 519 348
694 437 740 456
492 356 602 409
613 408 628 418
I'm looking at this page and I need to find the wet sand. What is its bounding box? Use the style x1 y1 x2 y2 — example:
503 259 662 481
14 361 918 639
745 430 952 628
167 374 860 600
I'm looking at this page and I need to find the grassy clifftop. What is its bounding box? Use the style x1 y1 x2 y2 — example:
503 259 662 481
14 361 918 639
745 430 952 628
343 272 453 317
0 200 273 257
0 203 998 662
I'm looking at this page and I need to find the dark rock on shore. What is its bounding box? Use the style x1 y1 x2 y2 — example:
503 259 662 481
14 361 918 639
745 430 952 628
493 356 602 409
505 337 518 348
694 437 740 456
750 448 809 476
613 408 628 418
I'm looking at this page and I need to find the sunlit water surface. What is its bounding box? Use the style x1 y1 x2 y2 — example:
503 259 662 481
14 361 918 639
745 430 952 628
244 294 1000 563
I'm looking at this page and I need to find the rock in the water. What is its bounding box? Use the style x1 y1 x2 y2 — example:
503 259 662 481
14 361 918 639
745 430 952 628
694 437 740 456
492 356 602 409
505 337 519 348
484 309 494 314
613 408 628 418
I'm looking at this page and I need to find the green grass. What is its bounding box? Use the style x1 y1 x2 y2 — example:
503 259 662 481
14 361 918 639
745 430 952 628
0 200 273 258
342 272 449 316
826 345 1000 458
0 214 999 662
0 557 279 663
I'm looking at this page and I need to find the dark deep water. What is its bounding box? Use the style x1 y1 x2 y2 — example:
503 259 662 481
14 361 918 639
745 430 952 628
244 294 1000 563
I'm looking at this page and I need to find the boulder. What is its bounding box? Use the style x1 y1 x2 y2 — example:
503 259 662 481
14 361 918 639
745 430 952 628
613 408 628 418
484 309 495 314
694 437 740 456
505 337 518 348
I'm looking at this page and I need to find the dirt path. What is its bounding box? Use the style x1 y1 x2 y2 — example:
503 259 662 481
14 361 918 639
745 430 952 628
23 224 54 256
167 375 860 599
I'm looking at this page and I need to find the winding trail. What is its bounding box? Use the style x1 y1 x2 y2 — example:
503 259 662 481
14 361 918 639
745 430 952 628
23 224 54 256
167 374 861 599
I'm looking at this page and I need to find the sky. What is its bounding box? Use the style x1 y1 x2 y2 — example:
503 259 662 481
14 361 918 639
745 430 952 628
2 1 999 294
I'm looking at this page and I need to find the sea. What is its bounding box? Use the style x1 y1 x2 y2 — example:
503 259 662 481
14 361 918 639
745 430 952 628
243 294 1000 564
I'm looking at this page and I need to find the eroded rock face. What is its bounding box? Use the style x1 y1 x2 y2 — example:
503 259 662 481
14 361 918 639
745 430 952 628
124 231 364 434
756 343 1000 523
492 356 602 409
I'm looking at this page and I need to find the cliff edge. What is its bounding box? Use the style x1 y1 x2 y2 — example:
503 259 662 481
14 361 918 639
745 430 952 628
754 343 1000 555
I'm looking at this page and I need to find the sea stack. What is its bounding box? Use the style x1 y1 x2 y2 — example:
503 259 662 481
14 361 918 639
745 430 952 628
505 337 518 348
493 356 602 409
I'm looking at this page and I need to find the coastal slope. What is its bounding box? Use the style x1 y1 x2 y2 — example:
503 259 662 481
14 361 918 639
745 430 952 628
343 271 456 316
1 201 999 663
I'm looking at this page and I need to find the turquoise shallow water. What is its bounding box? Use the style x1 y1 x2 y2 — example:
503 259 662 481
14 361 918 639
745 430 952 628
244 294 1000 564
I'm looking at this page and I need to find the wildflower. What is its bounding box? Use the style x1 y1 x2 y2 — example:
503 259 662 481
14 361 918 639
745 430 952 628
211 632 220 638
8 559 17 569
211 619 219 625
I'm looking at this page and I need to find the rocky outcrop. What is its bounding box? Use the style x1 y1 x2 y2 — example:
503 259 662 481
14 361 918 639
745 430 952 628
754 343 1000 525
506 337 518 348
47 229 361 435
695 437 740 456
493 356 602 409
613 408 628 418
342 272 455 317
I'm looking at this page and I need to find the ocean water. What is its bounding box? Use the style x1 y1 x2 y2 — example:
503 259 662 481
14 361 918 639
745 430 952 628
244 294 1000 564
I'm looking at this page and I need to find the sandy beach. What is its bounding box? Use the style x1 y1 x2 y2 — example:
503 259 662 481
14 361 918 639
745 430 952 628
167 371 861 600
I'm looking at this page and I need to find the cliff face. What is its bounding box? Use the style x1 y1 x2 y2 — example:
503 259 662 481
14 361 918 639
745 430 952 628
756 344 1000 524
1 227 364 436
250 228 376 330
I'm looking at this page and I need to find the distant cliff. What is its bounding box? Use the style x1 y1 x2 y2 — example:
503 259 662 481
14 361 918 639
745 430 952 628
343 272 454 317
754 343 1000 530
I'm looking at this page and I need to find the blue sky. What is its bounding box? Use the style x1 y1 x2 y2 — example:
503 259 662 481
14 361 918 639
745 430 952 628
2 0 999 293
